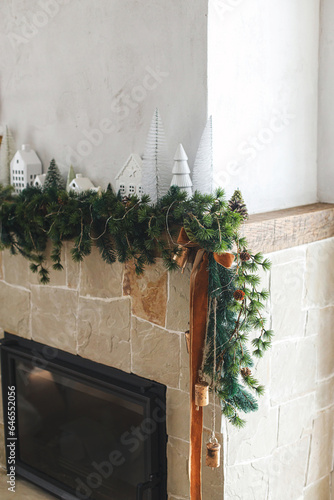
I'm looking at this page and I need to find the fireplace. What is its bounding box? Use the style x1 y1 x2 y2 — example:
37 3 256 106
0 333 167 500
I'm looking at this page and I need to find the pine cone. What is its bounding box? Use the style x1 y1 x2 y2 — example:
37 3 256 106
233 289 245 301
228 189 248 220
241 367 251 377
240 251 251 262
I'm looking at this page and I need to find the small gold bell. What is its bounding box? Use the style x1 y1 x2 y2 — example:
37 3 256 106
194 381 209 410
206 437 221 469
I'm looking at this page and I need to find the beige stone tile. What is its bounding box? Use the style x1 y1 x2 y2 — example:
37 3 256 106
269 437 310 500
304 475 331 500
167 436 189 498
225 459 269 500
0 281 30 338
123 259 167 327
180 332 190 392
166 388 190 441
277 393 315 447
306 409 334 485
271 260 307 341
226 406 278 466
0 469 55 499
0 251 3 280
304 238 334 309
226 439 309 500
306 307 334 380
31 286 78 354
267 246 306 267
166 266 190 332
316 376 334 410
29 241 66 287
64 242 80 289
77 296 131 371
3 250 30 288
270 337 316 405
80 245 123 299
306 307 334 379
131 317 180 388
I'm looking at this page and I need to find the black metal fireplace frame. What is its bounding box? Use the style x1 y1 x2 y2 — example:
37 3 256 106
0 332 168 500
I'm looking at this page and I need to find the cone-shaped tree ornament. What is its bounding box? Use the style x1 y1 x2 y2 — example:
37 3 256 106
228 189 248 220
0 126 15 186
66 165 76 191
142 108 171 203
170 144 193 197
44 159 65 190
192 116 213 194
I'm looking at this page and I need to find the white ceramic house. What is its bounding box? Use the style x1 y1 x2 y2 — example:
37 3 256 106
68 173 99 193
115 154 143 196
33 174 47 188
10 144 42 194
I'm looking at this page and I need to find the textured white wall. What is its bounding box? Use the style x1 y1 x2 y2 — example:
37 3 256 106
208 0 320 213
0 0 208 190
318 0 334 202
0 1 325 212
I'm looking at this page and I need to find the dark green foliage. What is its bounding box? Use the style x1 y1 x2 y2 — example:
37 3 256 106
44 159 65 191
0 183 272 426
202 233 272 426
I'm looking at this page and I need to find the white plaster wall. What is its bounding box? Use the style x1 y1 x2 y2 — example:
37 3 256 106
208 0 320 214
318 0 334 202
0 0 208 190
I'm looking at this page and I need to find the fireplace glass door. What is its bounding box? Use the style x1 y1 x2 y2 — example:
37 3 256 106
1 334 167 500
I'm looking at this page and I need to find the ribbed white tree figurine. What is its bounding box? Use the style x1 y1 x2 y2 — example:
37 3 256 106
0 126 15 186
192 116 213 194
170 144 193 197
142 108 170 203
66 165 76 191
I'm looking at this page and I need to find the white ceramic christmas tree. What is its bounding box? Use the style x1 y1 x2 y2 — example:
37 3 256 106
142 108 170 203
170 144 193 197
66 165 76 191
192 116 213 194
0 126 15 186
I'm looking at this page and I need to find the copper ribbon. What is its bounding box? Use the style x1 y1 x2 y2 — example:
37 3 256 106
176 228 234 499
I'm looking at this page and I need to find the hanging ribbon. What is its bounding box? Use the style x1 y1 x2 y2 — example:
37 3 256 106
176 228 234 500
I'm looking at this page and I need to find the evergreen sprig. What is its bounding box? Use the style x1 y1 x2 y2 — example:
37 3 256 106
0 183 272 426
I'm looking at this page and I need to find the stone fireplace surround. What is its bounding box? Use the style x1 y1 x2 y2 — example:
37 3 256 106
0 243 224 499
0 202 334 499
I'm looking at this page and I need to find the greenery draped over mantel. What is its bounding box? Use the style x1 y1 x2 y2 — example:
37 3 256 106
0 183 272 427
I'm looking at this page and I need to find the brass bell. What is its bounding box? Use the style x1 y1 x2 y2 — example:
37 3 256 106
206 437 221 469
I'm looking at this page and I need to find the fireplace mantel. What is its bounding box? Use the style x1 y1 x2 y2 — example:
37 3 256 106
244 202 334 253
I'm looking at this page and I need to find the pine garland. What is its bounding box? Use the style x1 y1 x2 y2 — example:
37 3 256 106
0 183 272 426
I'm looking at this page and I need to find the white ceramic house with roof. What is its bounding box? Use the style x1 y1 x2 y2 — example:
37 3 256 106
33 174 47 188
10 144 42 194
115 154 143 197
68 173 100 193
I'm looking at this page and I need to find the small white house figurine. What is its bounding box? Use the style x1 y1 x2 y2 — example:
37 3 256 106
170 144 193 196
33 174 47 189
10 144 42 194
68 173 100 194
115 154 143 197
